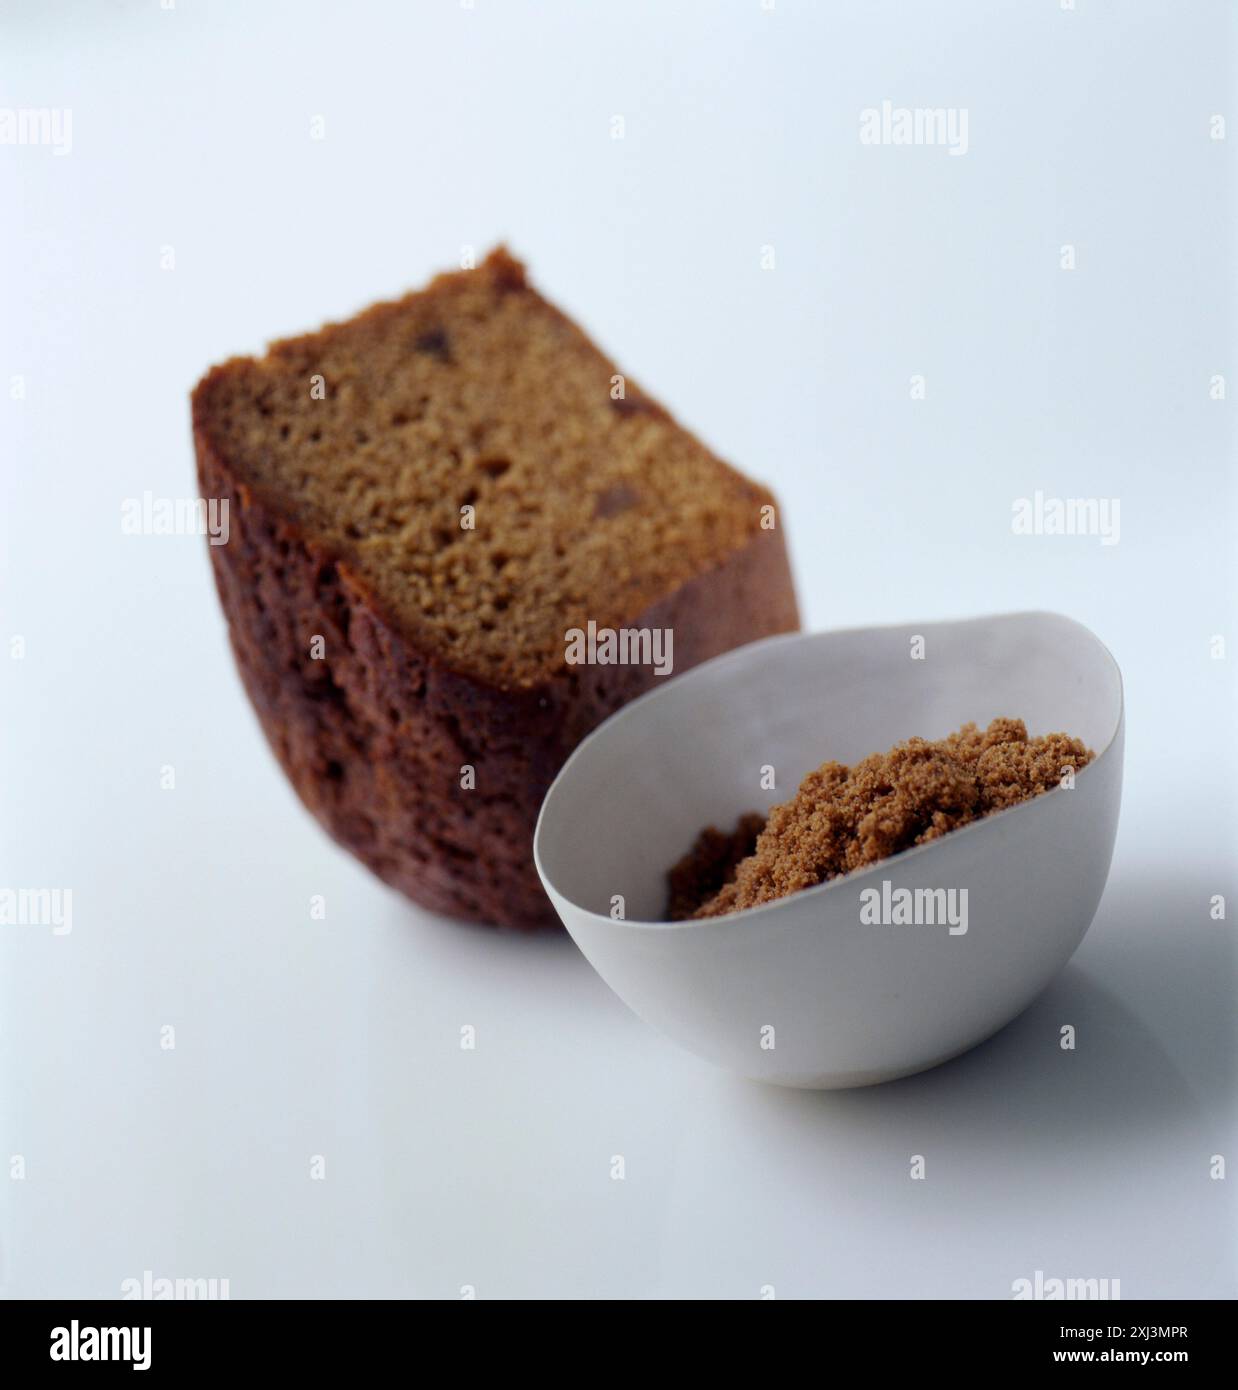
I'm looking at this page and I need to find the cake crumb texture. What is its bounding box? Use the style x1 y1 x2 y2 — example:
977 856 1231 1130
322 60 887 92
194 247 785 692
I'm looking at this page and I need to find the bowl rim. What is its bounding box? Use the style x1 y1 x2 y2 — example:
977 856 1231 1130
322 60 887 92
533 609 1125 933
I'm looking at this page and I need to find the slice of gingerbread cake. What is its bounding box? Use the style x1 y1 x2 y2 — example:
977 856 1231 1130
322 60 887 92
192 248 799 928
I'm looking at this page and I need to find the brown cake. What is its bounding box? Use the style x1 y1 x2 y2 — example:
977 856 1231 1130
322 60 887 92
192 249 799 928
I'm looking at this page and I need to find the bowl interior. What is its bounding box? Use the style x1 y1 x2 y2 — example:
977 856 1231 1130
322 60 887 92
535 612 1123 924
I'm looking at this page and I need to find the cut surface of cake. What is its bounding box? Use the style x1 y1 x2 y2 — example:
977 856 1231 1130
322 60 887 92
193 248 799 928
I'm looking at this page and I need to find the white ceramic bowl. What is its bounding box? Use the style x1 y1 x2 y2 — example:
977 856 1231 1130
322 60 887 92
534 612 1124 1088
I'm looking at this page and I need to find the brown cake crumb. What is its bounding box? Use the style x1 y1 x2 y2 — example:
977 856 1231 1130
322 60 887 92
667 719 1094 920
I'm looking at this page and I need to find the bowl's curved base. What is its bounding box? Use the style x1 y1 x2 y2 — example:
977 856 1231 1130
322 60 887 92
729 1009 1033 1090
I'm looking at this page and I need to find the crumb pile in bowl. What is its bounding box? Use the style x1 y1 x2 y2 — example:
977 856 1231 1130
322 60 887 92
666 718 1094 921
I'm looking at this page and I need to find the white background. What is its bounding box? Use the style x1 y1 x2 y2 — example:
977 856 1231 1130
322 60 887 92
3 0 1235 1298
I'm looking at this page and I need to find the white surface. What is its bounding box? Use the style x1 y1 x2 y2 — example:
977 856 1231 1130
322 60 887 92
2 0 1235 1297
537 615 1125 1087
